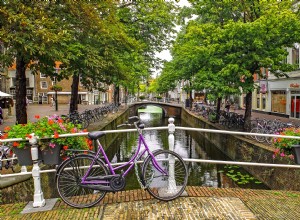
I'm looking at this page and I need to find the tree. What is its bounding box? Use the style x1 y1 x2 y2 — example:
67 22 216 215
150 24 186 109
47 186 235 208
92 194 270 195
116 1 178 100
0 1 72 123
164 0 300 130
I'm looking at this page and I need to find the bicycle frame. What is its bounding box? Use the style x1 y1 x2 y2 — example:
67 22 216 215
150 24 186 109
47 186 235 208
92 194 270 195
81 129 168 185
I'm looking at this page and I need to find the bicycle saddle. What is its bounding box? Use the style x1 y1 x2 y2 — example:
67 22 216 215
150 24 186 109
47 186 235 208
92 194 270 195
88 131 106 140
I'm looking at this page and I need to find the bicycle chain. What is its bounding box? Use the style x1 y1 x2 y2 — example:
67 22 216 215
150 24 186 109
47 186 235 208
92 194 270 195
134 157 155 189
134 158 146 189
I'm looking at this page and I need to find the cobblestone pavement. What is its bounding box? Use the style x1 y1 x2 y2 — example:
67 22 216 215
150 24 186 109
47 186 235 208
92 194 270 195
1 187 300 219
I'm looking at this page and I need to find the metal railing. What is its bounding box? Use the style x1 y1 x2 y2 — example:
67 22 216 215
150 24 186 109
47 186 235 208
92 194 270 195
1 118 300 208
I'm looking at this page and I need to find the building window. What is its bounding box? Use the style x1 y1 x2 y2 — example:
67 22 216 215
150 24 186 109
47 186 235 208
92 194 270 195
12 77 30 87
40 73 47 78
271 90 286 113
40 81 48 89
12 77 16 87
262 97 266 109
257 98 260 109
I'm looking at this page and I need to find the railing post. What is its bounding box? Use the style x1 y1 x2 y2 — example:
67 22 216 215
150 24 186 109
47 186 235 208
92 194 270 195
20 166 27 173
168 117 177 192
29 133 45 207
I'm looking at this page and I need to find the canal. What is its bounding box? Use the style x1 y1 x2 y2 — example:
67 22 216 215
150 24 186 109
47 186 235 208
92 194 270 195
104 105 269 190
1 105 269 204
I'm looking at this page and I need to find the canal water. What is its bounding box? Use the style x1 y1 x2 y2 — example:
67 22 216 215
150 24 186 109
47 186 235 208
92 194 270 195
104 106 269 190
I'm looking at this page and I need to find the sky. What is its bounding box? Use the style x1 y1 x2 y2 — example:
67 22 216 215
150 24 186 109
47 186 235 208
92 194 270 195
155 0 191 64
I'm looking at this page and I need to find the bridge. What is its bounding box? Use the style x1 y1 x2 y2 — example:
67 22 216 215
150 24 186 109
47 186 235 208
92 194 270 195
129 101 182 118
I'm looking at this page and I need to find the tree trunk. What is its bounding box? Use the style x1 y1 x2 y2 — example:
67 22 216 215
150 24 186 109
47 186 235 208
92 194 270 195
113 84 119 105
189 90 193 110
124 87 128 105
15 54 28 124
69 74 79 114
216 97 222 121
244 91 252 131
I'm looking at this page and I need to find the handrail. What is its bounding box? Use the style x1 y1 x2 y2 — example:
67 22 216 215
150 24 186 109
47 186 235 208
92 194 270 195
2 120 300 208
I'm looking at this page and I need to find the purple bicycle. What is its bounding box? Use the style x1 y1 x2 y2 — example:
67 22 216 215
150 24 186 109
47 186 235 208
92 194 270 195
56 116 188 208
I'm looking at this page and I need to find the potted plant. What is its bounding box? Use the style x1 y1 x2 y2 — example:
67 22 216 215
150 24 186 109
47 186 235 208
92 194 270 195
156 96 162 102
273 127 300 164
2 115 92 165
139 95 145 101
50 85 63 91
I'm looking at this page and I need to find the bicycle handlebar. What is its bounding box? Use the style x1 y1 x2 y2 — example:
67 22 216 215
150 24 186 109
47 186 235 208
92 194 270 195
117 116 141 128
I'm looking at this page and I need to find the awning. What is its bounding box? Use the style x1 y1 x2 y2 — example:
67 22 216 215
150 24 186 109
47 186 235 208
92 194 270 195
47 92 88 95
0 91 12 97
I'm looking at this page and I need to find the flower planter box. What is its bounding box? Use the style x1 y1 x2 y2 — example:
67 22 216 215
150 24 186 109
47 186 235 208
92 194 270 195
41 146 62 165
13 146 61 166
292 145 300 164
13 147 33 166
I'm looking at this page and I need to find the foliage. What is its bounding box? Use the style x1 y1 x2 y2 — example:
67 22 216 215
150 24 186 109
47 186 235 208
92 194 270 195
273 127 300 160
50 85 63 91
162 0 300 130
222 165 262 185
139 95 146 100
2 115 92 152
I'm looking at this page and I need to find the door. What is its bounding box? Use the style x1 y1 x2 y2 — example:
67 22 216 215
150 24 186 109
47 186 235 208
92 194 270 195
291 95 300 118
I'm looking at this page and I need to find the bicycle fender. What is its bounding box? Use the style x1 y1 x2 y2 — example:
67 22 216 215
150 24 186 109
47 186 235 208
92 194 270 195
55 154 108 183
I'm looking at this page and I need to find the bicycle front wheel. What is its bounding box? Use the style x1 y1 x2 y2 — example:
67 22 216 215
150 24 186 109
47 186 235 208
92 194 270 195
56 154 109 208
142 150 188 201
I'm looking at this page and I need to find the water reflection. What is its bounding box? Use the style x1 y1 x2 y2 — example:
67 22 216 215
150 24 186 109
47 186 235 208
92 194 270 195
106 106 269 190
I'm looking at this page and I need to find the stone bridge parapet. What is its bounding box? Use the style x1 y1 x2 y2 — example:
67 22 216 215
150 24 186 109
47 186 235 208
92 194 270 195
129 102 182 118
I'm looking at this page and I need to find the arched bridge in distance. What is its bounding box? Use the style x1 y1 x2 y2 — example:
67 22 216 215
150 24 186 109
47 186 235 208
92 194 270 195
129 101 182 118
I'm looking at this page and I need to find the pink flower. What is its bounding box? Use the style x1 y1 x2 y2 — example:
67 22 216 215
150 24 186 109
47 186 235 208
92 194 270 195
280 152 285 157
49 143 56 148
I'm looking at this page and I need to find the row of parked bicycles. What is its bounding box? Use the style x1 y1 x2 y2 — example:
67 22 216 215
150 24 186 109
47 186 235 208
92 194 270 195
249 118 299 145
191 105 245 130
190 104 300 145
61 103 120 129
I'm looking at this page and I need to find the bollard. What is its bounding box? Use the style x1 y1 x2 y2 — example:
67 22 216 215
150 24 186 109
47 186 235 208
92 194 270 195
167 117 177 192
29 133 45 207
20 166 27 173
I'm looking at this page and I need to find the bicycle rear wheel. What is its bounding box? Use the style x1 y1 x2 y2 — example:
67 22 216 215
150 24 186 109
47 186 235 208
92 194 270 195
56 154 108 208
250 127 265 142
142 150 188 201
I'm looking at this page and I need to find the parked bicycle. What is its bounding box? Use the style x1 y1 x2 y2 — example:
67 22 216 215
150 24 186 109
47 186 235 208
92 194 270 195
0 133 17 172
55 116 188 208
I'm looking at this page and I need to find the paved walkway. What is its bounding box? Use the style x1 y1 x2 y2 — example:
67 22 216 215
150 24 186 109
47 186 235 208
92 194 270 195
1 187 300 219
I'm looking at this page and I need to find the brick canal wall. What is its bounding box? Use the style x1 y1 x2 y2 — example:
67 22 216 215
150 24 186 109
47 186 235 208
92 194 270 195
181 108 300 191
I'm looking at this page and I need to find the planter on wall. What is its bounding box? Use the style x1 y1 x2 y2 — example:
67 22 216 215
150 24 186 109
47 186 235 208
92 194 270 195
292 145 300 164
41 146 62 165
14 146 62 166
13 147 33 166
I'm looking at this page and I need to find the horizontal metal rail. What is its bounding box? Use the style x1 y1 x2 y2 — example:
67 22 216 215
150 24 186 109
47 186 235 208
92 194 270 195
2 157 300 178
1 125 300 179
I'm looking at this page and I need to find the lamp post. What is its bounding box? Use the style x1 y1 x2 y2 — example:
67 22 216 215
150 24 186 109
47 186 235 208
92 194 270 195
53 68 59 111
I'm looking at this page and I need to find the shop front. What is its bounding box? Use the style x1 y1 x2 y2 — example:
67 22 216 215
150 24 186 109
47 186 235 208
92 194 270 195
290 83 300 118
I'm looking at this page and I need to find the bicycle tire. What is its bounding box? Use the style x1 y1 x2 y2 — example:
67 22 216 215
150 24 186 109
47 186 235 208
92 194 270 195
250 127 265 143
56 154 109 208
142 150 188 201
10 154 18 172
0 153 3 170
102 109 108 118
